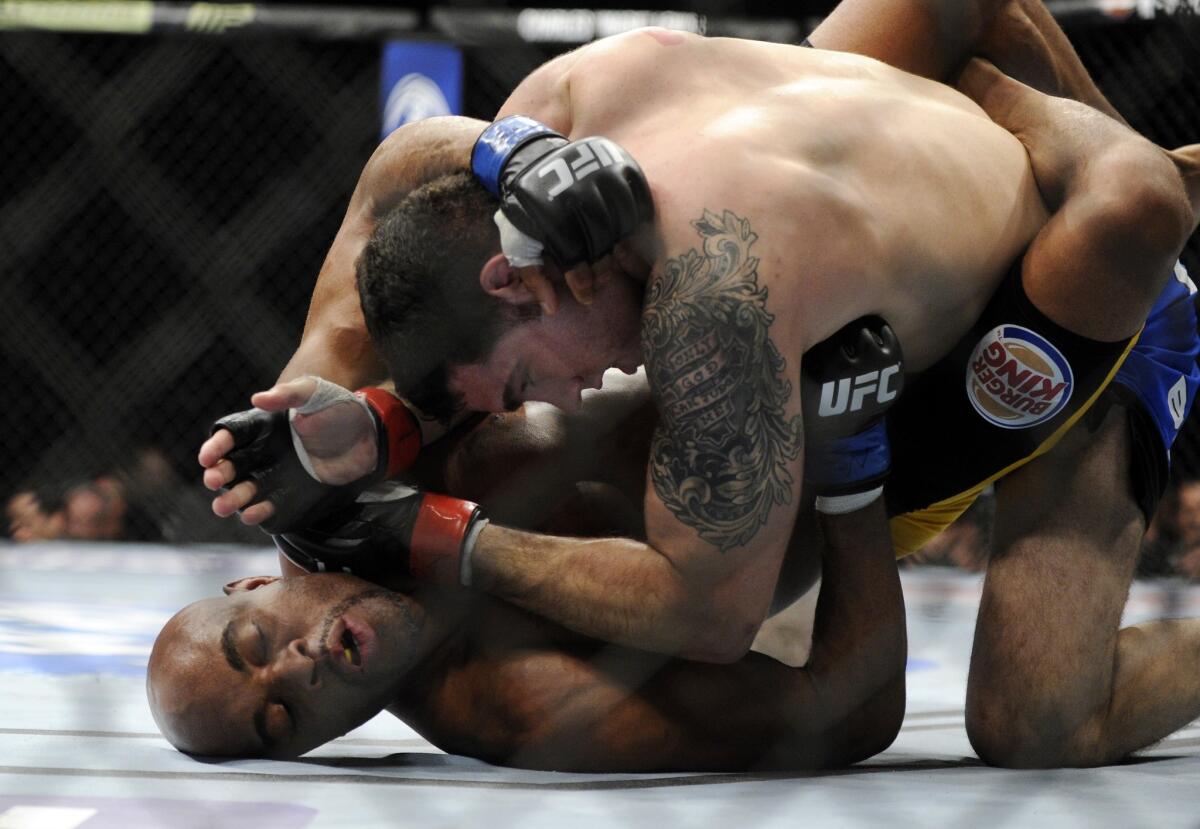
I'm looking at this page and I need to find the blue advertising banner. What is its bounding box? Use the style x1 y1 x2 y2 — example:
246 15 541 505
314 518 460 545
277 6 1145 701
379 41 463 140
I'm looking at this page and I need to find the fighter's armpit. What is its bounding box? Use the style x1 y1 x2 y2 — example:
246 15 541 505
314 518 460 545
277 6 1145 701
641 209 803 552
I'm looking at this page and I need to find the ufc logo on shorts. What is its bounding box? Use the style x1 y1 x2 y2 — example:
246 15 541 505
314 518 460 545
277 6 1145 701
537 139 622 200
817 364 901 417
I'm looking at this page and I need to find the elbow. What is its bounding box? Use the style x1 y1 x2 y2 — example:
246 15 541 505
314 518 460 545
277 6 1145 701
674 595 766 664
870 671 907 754
1086 146 1194 261
831 670 907 768
679 628 759 665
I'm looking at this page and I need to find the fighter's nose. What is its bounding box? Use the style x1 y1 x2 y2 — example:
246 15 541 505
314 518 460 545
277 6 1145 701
280 638 321 689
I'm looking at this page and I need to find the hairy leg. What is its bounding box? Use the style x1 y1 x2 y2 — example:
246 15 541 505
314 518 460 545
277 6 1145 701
968 405 1200 766
956 54 1200 768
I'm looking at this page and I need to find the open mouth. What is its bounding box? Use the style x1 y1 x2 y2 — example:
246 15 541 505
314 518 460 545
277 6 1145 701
329 614 375 676
339 627 362 668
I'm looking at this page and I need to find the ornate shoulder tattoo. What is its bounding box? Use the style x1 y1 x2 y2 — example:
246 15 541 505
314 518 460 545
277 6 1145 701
642 209 802 552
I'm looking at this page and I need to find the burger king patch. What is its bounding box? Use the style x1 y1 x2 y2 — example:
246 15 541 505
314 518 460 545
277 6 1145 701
966 325 1073 429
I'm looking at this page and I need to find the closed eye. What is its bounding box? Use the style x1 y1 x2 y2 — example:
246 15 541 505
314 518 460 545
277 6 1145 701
255 622 268 665
276 700 295 736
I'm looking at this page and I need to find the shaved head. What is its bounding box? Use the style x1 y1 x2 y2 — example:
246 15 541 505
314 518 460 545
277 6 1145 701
147 574 425 758
148 597 247 755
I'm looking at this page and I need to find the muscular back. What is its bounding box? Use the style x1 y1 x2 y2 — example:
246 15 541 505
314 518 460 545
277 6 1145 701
503 29 1048 368
476 30 1052 660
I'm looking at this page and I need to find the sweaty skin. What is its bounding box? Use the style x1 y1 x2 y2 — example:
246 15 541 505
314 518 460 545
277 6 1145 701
148 558 904 771
201 30 1108 664
499 31 1049 370
191 0 1200 771
434 31 1051 663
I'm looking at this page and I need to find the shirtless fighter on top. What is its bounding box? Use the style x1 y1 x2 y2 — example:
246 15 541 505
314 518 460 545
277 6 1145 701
185 0 1200 767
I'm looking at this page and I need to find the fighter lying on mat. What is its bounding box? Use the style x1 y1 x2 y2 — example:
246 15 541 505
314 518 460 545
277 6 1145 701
189 0 1200 767
151 375 909 769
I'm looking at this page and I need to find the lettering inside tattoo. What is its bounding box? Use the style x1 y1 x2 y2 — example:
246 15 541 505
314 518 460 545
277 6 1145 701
642 209 802 552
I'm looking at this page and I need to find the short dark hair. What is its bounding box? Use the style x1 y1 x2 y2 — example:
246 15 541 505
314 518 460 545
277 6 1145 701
357 171 513 422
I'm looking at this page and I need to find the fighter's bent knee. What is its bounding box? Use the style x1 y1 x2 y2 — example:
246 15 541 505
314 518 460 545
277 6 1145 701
965 694 1105 768
1084 145 1194 263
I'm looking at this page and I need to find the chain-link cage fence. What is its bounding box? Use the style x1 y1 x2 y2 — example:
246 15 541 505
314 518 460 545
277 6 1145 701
1 23 384 542
1 3 1198 574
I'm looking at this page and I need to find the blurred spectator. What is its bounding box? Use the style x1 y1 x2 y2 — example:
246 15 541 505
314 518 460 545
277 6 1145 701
1175 479 1200 548
62 479 125 541
4 484 65 541
1135 478 1200 581
60 476 162 542
118 446 262 544
905 491 994 572
1138 482 1180 577
1176 544 1200 581
1170 479 1200 581
3 446 262 545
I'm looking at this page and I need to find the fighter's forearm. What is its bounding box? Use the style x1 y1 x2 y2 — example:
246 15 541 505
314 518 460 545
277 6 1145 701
521 651 903 772
734 499 907 768
471 524 767 663
806 500 908 713
493 500 906 772
282 118 481 388
687 501 906 769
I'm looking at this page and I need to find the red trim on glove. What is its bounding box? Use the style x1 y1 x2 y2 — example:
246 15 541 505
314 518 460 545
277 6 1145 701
358 387 422 478
409 494 479 584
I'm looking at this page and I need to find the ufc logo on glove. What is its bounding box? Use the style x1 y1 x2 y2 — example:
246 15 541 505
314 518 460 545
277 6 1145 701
537 138 627 200
816 365 902 417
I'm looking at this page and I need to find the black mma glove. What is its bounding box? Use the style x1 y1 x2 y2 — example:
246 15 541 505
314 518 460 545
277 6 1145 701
212 379 423 534
801 316 904 514
274 481 488 586
471 115 654 271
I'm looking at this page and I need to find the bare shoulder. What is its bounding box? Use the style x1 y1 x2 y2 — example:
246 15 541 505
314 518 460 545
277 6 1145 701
496 29 697 125
646 155 880 338
574 26 704 65
494 47 581 127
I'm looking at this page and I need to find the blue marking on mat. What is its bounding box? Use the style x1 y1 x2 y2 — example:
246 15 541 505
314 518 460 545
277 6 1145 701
0 598 161 677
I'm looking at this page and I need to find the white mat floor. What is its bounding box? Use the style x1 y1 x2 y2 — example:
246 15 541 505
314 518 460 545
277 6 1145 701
0 542 1197 828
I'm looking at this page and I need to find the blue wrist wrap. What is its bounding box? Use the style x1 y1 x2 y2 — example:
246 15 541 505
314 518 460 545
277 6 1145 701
808 420 890 490
471 115 560 198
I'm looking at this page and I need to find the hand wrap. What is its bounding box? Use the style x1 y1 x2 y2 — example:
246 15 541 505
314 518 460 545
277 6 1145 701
211 379 423 533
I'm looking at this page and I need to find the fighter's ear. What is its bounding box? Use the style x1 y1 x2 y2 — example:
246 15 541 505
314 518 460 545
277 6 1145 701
223 575 279 596
479 253 537 306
